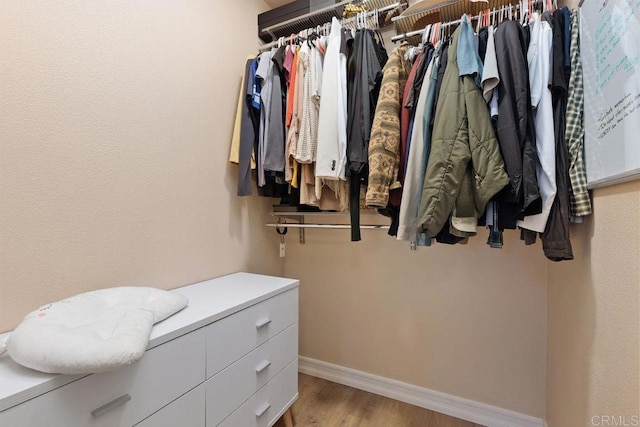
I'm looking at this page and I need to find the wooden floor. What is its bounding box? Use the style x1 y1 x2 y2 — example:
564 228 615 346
274 374 484 427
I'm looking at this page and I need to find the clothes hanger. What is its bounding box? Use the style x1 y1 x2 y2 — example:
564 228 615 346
433 22 440 45
423 23 432 47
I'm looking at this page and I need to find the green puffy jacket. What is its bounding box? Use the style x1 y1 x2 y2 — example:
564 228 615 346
418 28 510 238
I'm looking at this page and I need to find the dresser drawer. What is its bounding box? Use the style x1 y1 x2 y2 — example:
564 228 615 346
135 384 205 427
0 328 206 427
206 288 298 378
205 323 297 426
217 359 298 427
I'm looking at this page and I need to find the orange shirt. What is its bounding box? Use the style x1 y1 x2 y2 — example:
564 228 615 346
286 46 299 127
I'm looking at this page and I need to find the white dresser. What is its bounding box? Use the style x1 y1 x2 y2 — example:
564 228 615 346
0 273 299 427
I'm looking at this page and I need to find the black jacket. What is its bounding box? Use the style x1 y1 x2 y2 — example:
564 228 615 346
347 30 387 241
541 9 574 261
494 20 542 228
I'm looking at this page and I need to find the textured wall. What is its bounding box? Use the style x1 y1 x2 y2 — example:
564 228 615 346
0 0 283 332
284 224 549 418
547 181 640 427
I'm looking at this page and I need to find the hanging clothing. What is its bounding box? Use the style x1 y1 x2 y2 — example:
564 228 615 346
449 15 488 237
457 15 483 88
285 46 301 184
518 14 557 233
392 45 434 210
316 17 348 181
295 43 316 164
286 47 300 127
255 50 274 186
236 57 260 196
478 26 489 62
399 52 423 169
347 29 386 241
283 45 295 85
230 67 247 166
494 20 542 229
539 9 574 261
566 9 591 217
397 49 438 242
299 163 342 210
390 50 424 209
240 55 287 198
365 42 412 209
418 22 510 238
481 26 499 103
263 46 286 173
347 29 385 175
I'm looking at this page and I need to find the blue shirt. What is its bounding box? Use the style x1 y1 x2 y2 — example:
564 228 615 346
457 14 484 88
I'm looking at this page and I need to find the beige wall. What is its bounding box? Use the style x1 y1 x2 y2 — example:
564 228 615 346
547 6 638 426
547 182 640 427
285 226 549 418
0 0 284 332
2 0 638 425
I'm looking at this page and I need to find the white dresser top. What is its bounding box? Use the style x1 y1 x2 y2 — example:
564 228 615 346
0 272 299 412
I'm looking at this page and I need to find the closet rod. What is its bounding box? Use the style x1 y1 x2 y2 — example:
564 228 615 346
391 0 544 43
266 223 390 230
259 1 402 52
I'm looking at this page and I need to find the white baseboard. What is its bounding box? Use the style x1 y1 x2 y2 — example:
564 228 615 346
298 356 544 427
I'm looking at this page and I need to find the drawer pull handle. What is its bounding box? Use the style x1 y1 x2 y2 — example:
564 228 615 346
256 318 272 329
255 360 271 373
91 394 131 417
255 402 271 418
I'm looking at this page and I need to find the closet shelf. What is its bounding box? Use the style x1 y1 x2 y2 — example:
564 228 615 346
392 0 525 43
260 0 408 42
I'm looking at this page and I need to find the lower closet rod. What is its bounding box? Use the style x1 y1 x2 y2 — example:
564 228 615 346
265 223 390 230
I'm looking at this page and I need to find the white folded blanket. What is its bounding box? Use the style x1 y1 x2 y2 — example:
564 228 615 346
0 287 187 374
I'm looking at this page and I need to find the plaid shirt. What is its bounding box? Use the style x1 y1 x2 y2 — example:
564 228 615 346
566 9 592 217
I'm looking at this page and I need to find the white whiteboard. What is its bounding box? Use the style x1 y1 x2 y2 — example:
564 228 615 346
580 0 640 188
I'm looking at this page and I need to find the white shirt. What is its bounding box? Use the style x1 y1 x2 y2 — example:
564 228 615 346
315 17 347 180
